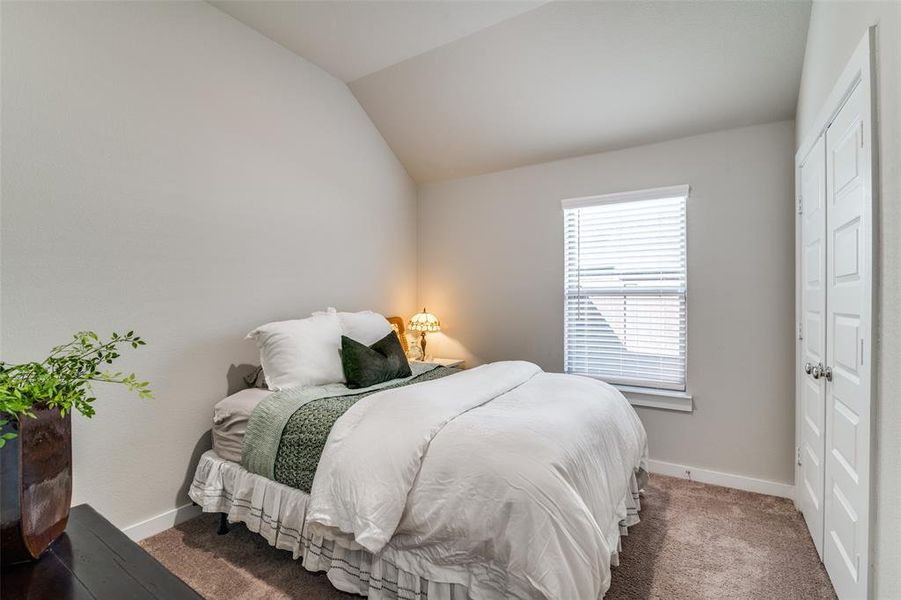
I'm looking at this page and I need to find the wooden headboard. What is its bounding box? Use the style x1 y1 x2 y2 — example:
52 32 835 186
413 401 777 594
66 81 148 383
387 316 408 353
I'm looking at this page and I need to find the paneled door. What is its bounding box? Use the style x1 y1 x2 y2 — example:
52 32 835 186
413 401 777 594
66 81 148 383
822 80 872 600
798 134 827 559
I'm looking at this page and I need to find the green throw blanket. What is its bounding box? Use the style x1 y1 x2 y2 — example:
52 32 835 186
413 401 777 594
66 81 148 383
242 363 459 492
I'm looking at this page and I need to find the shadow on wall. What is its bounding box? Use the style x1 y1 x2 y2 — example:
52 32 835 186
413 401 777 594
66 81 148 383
174 363 258 507
227 363 261 395
176 429 212 507
419 331 482 365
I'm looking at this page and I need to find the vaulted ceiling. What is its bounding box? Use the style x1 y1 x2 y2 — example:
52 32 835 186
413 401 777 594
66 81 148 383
212 1 811 182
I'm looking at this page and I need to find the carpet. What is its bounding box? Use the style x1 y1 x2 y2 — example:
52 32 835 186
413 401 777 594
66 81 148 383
141 475 836 599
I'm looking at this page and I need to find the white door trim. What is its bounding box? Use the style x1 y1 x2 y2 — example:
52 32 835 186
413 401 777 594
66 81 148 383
796 29 876 164
794 27 877 600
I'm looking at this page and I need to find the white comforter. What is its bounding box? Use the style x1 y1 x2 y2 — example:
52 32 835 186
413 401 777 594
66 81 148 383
307 361 648 599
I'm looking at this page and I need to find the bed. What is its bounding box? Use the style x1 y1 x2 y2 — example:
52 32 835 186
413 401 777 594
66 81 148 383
191 315 648 599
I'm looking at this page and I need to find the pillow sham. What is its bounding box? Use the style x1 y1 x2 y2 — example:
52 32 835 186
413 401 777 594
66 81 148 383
246 312 343 390
341 331 412 389
316 307 393 346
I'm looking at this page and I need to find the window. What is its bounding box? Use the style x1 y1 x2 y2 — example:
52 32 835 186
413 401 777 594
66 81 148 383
563 185 688 392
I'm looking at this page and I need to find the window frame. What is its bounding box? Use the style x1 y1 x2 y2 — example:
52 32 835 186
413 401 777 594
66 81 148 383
562 184 691 407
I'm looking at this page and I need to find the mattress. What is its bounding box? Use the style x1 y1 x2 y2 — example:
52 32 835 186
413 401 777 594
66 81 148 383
212 388 271 463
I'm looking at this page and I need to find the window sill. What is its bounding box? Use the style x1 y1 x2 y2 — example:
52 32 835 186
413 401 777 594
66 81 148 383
613 384 693 413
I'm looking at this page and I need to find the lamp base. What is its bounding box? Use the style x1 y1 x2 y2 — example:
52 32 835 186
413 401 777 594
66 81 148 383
420 331 428 361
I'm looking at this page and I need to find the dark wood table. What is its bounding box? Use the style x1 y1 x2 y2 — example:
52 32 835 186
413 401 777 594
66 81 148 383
1 504 201 599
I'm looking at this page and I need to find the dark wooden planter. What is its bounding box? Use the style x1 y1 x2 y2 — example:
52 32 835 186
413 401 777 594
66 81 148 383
0 406 72 565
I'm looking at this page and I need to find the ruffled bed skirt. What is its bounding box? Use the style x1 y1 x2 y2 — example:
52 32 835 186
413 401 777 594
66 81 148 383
189 450 644 599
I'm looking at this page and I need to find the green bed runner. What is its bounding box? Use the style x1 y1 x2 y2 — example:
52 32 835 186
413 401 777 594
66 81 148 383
242 363 459 491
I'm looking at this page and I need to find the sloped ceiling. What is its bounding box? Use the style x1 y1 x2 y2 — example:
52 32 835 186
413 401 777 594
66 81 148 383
213 1 811 182
210 0 548 83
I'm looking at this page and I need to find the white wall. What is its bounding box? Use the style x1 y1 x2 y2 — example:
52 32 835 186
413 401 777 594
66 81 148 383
419 121 797 486
795 3 901 597
1 1 417 529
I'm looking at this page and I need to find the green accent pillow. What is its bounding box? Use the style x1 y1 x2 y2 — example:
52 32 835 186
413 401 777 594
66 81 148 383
341 332 413 389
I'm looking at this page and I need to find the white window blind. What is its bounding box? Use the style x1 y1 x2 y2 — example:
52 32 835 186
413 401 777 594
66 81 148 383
563 186 688 391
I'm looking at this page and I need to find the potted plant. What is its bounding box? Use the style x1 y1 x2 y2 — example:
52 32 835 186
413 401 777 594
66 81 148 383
0 331 151 564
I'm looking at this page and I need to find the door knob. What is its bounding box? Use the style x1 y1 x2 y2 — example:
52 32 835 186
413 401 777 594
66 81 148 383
805 362 824 379
803 362 828 380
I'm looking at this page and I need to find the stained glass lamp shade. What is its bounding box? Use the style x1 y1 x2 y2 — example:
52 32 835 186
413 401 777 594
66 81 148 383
409 308 440 359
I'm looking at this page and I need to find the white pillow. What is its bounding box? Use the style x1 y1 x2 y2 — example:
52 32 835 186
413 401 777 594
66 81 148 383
316 307 393 346
246 312 343 390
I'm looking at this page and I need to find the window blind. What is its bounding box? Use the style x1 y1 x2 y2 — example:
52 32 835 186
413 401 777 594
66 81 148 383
563 186 688 391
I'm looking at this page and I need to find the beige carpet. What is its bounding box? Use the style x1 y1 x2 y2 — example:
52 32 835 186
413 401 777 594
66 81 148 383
141 475 836 599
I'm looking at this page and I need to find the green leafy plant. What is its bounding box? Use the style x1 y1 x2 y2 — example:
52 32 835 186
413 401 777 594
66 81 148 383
0 331 152 448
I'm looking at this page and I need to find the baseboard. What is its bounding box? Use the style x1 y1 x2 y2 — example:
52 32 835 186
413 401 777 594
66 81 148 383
647 459 795 500
122 503 203 541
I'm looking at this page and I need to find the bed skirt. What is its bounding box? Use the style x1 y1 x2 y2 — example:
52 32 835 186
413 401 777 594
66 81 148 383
189 450 644 599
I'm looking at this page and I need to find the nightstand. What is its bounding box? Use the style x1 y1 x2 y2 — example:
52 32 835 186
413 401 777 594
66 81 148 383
414 358 464 369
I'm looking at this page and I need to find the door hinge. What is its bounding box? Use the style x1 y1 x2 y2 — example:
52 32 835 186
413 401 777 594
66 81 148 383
797 447 802 467
798 323 803 341
797 197 803 215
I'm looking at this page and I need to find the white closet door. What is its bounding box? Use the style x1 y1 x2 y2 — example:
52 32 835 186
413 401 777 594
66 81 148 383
823 80 872 600
798 135 827 559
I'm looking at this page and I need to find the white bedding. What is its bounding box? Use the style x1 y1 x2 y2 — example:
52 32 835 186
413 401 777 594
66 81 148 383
306 361 648 599
212 387 271 463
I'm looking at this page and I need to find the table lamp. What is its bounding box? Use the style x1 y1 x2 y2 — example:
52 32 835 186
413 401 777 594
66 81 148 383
409 308 440 360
